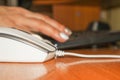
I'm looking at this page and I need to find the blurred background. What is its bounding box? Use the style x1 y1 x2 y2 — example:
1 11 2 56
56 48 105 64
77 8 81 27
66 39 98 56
1 0 120 31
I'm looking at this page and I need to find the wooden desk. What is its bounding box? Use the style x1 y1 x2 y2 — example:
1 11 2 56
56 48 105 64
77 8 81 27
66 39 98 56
33 0 77 5
32 0 101 31
0 49 120 80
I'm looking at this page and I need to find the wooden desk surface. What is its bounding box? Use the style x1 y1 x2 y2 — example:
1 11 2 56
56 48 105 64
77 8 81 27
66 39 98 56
0 48 120 80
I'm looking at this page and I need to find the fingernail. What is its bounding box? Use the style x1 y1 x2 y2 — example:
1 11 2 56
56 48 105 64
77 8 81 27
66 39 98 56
65 28 72 35
60 32 69 40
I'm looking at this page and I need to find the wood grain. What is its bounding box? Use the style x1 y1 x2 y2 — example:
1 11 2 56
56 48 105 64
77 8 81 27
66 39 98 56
0 49 120 80
33 0 78 5
53 5 101 31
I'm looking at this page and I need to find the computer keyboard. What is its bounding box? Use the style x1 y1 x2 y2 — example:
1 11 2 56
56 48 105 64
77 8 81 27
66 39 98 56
40 31 120 49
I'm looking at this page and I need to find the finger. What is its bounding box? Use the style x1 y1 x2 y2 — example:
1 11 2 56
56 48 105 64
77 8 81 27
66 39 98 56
8 7 72 35
14 16 69 42
26 13 72 35
6 7 70 42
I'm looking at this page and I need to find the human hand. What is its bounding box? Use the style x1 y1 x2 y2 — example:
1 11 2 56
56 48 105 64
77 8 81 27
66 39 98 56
0 6 72 42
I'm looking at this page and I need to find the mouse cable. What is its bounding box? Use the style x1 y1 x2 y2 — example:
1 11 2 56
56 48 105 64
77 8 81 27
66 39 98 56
54 50 120 58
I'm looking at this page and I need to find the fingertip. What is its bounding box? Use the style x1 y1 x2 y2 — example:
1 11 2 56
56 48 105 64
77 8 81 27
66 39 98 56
64 27 72 35
59 32 69 40
52 32 70 43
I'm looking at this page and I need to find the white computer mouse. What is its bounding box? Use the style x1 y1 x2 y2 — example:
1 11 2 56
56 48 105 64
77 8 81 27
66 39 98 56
0 27 57 62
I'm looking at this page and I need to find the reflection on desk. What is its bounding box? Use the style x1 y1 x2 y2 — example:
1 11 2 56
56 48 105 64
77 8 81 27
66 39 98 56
0 49 120 80
0 63 48 80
